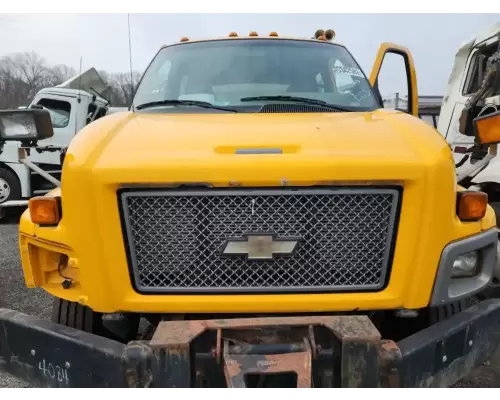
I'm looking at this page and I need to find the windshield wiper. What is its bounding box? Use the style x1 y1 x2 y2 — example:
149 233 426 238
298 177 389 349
240 95 351 111
135 99 238 112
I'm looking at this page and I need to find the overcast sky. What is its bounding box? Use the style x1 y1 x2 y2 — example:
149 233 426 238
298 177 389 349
0 13 499 96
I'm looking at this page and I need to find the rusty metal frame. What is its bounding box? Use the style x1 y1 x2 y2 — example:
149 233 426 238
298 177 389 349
148 315 383 388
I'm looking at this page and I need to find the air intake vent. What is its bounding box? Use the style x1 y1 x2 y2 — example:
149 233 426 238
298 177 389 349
258 103 341 113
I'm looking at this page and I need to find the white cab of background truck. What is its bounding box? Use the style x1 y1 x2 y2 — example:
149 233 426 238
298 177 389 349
0 68 125 218
438 22 500 184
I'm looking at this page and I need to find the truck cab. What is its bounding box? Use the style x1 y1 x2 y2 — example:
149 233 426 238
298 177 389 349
438 22 500 178
0 68 110 217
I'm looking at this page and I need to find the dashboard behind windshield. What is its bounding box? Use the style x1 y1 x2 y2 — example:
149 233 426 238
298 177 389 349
133 39 380 112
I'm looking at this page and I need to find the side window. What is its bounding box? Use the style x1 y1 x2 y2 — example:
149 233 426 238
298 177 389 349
463 52 482 95
87 105 107 124
370 44 418 116
36 98 71 128
87 103 97 124
463 43 499 96
376 53 409 113
95 107 107 120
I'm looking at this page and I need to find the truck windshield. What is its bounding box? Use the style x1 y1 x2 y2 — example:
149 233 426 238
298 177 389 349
133 39 379 112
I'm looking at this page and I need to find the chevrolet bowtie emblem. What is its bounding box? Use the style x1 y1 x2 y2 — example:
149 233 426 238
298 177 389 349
221 234 301 260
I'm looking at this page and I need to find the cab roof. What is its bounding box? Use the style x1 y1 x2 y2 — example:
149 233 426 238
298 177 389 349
160 34 344 49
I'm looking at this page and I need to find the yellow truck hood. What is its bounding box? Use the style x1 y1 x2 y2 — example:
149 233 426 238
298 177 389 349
34 109 484 315
67 109 453 186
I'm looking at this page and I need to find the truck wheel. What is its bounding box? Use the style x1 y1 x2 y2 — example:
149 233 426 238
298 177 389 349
0 167 21 204
51 298 139 343
51 298 111 338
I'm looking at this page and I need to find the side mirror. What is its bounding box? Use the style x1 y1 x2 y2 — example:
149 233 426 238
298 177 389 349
473 110 500 145
0 109 54 142
369 43 418 117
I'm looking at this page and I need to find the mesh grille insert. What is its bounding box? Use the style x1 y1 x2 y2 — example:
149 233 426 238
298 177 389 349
120 188 400 294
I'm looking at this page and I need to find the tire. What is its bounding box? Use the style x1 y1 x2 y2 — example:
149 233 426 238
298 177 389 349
0 167 21 204
51 298 138 342
51 297 108 335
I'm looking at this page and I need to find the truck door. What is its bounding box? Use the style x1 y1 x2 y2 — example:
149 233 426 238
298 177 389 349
28 93 82 165
369 43 418 117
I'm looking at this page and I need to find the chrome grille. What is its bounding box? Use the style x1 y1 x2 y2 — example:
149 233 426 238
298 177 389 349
120 188 400 293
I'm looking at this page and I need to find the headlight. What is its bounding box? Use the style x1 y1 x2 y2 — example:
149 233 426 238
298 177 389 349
451 251 479 278
0 112 37 139
0 109 53 141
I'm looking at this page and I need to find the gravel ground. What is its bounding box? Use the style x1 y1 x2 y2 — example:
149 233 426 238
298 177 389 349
0 210 52 388
1 209 500 388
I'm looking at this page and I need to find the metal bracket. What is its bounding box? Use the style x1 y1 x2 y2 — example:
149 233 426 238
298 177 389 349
222 337 313 387
18 147 61 188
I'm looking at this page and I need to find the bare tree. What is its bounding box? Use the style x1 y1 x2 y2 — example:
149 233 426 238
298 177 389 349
110 71 141 106
48 64 77 86
0 56 31 108
12 52 52 96
0 51 142 109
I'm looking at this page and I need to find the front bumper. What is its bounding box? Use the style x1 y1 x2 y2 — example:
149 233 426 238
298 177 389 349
2 299 500 388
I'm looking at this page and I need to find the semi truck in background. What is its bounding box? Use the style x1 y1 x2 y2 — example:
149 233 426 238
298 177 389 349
0 67 126 220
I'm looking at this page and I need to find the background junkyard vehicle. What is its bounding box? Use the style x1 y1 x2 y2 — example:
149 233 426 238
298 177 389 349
1 29 500 388
0 67 128 221
433 24 500 298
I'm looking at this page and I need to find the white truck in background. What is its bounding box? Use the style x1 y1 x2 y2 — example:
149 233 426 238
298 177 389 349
0 67 126 219
438 22 500 174
436 21 500 294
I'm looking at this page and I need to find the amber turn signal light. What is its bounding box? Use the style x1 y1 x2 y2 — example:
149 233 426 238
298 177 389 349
457 191 488 222
474 110 500 145
28 196 61 226
314 29 325 39
324 29 335 40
